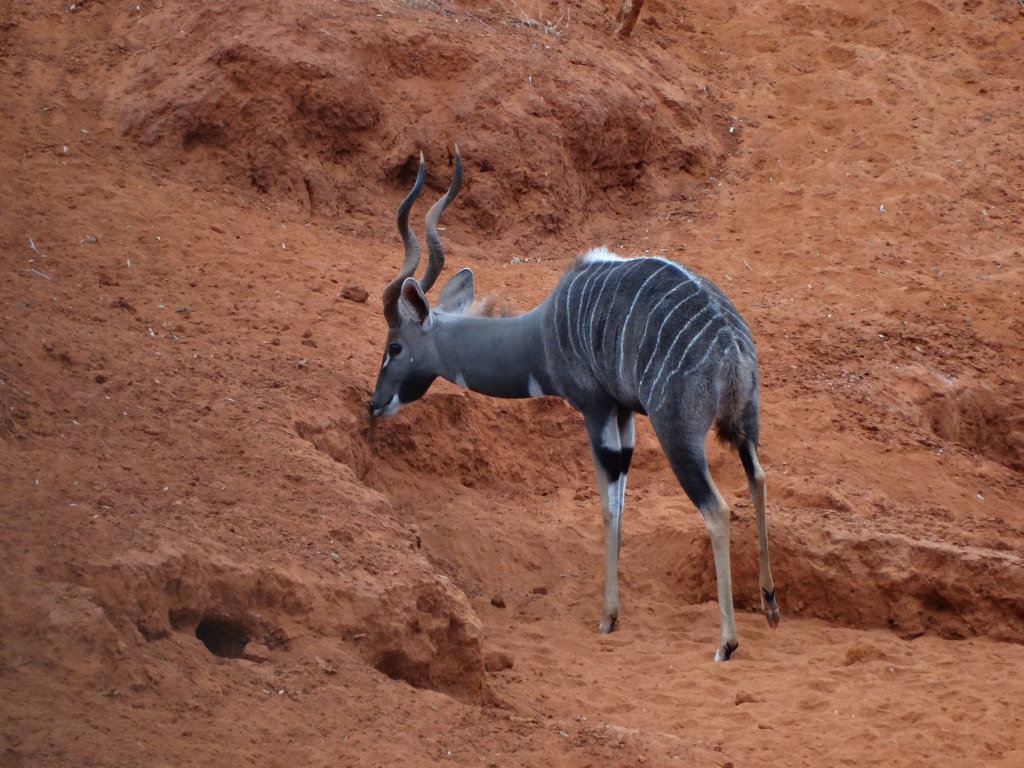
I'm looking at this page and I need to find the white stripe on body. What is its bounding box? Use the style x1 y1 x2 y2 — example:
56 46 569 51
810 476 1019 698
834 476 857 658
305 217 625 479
716 303 757 354
571 265 607 369
655 326 730 410
637 285 704 391
646 308 715 402
563 269 592 364
616 263 672 383
632 281 699 375
584 265 621 373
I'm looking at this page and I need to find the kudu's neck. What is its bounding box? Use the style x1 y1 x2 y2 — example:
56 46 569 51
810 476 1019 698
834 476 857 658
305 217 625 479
432 303 558 400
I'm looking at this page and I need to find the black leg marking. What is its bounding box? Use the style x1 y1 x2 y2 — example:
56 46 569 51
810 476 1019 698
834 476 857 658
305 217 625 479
762 587 777 603
595 446 624 484
620 446 634 476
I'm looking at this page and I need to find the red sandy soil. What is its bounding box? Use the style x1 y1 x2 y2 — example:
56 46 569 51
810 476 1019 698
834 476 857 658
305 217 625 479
2 0 1024 765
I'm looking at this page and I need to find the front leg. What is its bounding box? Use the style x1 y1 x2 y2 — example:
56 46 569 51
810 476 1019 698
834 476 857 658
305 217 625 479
585 409 631 634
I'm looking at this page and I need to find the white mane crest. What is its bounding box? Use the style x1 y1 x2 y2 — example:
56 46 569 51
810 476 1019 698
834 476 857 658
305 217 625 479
580 246 625 263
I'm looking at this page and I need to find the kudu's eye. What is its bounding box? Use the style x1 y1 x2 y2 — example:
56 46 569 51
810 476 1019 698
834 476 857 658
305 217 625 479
388 341 403 357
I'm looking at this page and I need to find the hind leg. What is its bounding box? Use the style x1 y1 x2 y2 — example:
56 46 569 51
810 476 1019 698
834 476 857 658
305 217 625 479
657 432 738 661
739 441 780 628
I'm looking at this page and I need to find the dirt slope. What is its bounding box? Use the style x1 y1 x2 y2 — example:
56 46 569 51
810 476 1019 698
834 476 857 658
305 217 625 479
2 0 1023 766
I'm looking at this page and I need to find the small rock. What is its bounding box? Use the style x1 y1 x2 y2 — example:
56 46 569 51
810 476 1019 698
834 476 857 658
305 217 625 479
531 586 548 596
340 284 369 303
490 594 506 608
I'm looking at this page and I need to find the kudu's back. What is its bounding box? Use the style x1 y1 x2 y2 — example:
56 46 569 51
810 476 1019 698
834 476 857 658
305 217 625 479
543 249 761 447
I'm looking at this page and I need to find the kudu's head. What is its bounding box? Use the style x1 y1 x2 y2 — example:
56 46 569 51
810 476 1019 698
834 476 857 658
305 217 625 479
368 147 474 418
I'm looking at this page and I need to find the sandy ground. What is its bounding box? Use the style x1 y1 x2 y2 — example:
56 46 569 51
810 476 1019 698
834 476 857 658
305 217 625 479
2 0 1024 765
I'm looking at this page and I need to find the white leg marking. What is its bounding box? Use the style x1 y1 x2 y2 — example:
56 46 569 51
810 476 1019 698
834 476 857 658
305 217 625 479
618 412 635 453
615 413 633 559
702 491 737 662
600 412 622 451
596 460 624 633
588 411 627 634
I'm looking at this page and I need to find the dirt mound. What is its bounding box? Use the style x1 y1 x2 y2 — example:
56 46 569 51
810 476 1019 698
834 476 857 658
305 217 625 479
28 536 491 702
299 388 590 493
119 0 730 246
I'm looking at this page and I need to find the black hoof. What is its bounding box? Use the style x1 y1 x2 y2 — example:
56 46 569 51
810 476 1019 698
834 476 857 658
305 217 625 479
715 640 739 662
762 587 781 628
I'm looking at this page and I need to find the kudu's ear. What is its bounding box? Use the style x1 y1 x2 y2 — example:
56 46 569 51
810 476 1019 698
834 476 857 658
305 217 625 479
399 277 431 326
436 268 475 314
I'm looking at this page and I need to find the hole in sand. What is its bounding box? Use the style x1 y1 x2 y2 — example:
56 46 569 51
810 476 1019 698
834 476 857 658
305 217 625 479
194 615 250 659
373 649 425 689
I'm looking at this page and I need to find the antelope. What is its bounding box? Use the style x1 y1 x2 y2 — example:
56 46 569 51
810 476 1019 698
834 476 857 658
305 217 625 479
368 147 779 661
